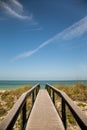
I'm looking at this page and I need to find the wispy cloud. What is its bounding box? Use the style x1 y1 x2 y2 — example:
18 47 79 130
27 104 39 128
24 27 42 32
10 0 23 10
0 0 32 20
58 16 87 40
12 16 87 62
11 48 39 62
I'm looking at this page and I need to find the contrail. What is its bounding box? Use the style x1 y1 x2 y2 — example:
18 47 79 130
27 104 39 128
11 16 87 62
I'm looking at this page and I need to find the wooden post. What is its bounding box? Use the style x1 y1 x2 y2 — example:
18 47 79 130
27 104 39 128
46 86 49 93
49 88 51 97
62 97 67 129
36 88 38 97
22 102 26 130
52 90 55 105
32 91 34 107
45 85 48 92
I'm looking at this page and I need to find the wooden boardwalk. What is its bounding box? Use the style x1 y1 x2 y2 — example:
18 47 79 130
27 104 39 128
0 84 87 130
26 90 65 130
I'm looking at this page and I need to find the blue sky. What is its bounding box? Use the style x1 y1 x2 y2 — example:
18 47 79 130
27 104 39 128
0 0 87 80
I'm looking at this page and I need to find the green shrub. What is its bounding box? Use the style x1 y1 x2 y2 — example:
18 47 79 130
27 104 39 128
0 106 7 117
54 83 87 102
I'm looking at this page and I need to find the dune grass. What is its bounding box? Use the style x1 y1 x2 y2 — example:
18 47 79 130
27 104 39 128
0 83 87 130
0 86 31 119
54 83 87 102
54 83 87 130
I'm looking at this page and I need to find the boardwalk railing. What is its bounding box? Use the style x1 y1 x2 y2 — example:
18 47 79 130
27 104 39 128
0 84 40 130
45 84 87 130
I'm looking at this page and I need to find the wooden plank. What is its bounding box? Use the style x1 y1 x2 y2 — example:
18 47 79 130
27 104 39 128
0 84 40 130
46 84 87 130
26 90 65 130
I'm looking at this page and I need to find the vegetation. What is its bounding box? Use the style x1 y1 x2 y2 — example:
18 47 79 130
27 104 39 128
0 86 31 122
0 83 87 130
54 83 87 130
54 83 87 102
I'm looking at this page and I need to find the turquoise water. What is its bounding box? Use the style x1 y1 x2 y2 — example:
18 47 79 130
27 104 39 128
0 80 87 90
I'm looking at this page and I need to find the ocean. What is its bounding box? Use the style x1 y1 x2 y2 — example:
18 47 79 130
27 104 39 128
0 80 87 90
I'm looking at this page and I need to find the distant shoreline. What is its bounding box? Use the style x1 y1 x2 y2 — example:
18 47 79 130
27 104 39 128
0 80 87 90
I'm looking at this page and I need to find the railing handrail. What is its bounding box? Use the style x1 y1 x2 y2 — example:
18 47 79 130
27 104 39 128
0 84 40 130
46 84 87 130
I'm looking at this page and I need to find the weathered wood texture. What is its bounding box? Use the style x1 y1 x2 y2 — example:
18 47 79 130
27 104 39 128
0 84 40 130
26 90 65 130
46 84 87 130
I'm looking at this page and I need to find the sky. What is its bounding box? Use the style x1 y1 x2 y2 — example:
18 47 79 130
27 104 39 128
0 0 87 80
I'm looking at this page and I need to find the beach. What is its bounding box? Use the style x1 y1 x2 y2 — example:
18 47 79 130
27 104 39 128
0 83 87 130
